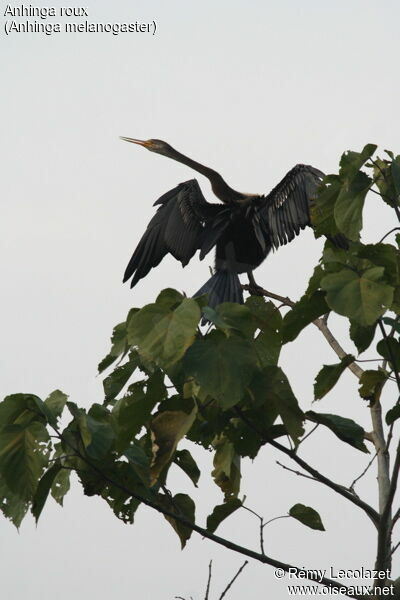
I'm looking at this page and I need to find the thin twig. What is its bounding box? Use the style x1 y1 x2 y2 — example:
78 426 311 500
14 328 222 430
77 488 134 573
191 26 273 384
262 515 290 528
235 407 379 526
391 541 400 556
218 561 249 600
204 560 212 600
299 423 320 445
242 505 265 554
350 452 378 491
276 460 318 483
50 422 365 599
379 227 400 243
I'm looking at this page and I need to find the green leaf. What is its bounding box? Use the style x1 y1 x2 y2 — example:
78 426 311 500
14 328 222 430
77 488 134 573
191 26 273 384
349 320 376 353
339 144 377 179
246 298 282 367
261 367 304 446
377 338 400 369
98 321 128 374
51 468 71 506
0 422 50 501
321 267 394 326
212 436 241 499
150 405 197 485
184 330 257 409
305 265 325 296
306 411 369 453
0 477 29 528
386 405 400 426
359 370 387 399
334 171 371 241
0 393 46 428
103 350 139 403
314 354 354 400
311 175 342 238
174 449 200 487
289 503 325 531
282 291 329 344
128 296 200 368
124 444 151 486
383 317 400 334
206 498 242 533
155 288 184 309
44 390 68 423
391 158 400 201
83 414 115 460
160 492 195 549
32 463 62 522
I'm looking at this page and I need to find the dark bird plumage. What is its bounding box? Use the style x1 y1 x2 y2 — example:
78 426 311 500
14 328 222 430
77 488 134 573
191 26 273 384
121 137 329 308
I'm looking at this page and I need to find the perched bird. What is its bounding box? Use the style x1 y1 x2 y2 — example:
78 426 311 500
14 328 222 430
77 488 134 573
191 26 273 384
120 137 327 308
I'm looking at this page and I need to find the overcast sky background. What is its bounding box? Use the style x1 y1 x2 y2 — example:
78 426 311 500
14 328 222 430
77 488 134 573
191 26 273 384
1 1 400 598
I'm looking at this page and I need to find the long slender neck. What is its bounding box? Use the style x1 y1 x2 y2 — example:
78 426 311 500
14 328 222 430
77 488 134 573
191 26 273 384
166 147 244 203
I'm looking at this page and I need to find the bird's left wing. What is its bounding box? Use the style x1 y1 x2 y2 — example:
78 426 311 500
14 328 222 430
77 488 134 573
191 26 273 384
259 164 324 248
123 179 220 288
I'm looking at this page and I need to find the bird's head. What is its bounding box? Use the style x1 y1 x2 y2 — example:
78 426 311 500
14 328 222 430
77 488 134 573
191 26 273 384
120 137 174 156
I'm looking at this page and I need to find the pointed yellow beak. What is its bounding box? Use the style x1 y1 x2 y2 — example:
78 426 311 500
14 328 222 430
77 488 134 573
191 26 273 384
119 136 150 147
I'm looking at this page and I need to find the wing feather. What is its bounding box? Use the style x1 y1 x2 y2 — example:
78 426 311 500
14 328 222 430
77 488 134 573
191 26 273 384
260 164 324 248
123 179 224 288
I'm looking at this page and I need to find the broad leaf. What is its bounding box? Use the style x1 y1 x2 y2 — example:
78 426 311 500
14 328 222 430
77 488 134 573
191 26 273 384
160 492 195 549
206 498 242 533
174 449 200 487
386 405 400 426
103 351 139 403
282 291 329 344
306 411 368 453
150 405 197 485
334 171 371 241
314 355 354 400
212 436 241 499
359 370 387 399
0 422 50 501
44 390 68 423
321 267 394 326
183 330 257 409
32 463 62 522
289 503 325 531
128 296 200 368
98 321 129 373
349 320 376 353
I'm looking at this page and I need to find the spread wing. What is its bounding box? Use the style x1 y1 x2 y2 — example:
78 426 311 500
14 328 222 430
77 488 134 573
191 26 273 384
260 164 324 248
123 179 222 288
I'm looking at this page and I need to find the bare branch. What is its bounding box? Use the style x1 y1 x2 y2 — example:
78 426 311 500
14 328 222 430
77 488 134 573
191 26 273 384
235 407 379 527
218 561 248 600
379 227 400 243
299 423 320 445
204 560 212 600
262 514 290 528
349 452 377 492
276 460 318 483
391 541 400 556
53 423 365 599
242 505 266 554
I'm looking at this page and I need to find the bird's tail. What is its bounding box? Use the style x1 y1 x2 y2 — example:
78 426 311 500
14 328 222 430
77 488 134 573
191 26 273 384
193 269 243 309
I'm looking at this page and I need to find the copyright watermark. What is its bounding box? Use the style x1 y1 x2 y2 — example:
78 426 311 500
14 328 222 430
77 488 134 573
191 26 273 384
273 567 395 596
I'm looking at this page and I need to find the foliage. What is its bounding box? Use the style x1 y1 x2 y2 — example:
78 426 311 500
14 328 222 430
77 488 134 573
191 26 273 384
1 145 400 592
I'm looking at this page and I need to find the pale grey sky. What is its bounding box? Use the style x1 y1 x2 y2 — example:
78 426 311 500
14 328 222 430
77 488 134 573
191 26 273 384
1 1 400 598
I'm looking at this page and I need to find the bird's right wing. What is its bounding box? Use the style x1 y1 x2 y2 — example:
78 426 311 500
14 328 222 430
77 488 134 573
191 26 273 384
123 179 220 288
259 164 324 248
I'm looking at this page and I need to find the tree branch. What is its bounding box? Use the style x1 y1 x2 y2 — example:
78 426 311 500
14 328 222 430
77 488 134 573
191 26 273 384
218 561 248 600
242 285 364 379
234 407 380 527
54 426 364 599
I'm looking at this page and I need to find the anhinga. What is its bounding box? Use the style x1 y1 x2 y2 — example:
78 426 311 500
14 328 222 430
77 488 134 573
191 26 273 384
120 137 327 308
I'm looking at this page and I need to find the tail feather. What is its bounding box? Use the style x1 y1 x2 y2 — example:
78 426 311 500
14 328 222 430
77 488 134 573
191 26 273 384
193 270 243 309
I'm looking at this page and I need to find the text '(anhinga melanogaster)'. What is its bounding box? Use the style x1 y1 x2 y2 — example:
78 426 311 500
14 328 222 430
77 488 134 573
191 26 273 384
120 137 327 308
